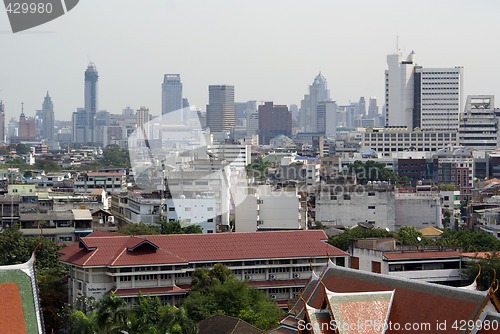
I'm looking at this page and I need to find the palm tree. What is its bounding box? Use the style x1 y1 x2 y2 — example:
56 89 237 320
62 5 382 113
69 311 97 334
159 305 198 334
95 292 128 333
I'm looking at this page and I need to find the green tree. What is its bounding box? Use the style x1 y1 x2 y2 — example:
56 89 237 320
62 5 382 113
0 146 9 156
69 311 97 334
156 218 203 235
246 157 271 180
463 252 500 298
314 221 324 230
328 227 396 251
396 225 430 245
34 159 62 172
442 210 452 229
14 143 31 155
184 265 282 330
95 292 128 333
348 160 399 185
101 146 131 167
117 223 160 236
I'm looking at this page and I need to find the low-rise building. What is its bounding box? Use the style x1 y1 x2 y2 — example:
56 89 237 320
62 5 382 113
58 230 348 308
74 172 126 193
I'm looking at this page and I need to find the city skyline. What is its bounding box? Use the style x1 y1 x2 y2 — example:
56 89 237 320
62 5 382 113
1 1 500 121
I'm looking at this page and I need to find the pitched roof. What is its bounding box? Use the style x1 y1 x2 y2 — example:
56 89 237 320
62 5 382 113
462 251 499 259
198 314 261 334
383 250 461 260
277 261 500 334
59 230 347 267
418 226 443 236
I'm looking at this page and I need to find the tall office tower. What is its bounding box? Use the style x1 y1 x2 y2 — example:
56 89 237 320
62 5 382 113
316 101 337 137
458 96 500 150
72 108 87 143
41 92 54 141
246 110 259 136
368 97 379 118
122 106 134 116
136 106 150 139
258 102 291 145
82 62 99 142
206 85 236 133
413 67 464 131
95 110 110 146
0 101 5 143
300 73 331 132
385 51 464 131
358 97 366 117
162 74 183 116
385 51 416 128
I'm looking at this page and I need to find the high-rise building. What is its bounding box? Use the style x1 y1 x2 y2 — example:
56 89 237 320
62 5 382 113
358 97 366 117
316 101 337 137
0 101 5 143
206 85 236 134
413 67 464 131
73 63 99 143
300 73 331 132
368 97 379 119
258 102 291 145
136 106 150 139
41 92 54 141
458 95 500 150
385 51 464 131
246 110 259 136
385 51 416 128
19 111 36 139
162 74 183 116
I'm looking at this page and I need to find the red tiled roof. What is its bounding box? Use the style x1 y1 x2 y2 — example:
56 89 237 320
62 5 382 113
59 230 347 267
383 250 461 260
110 286 187 296
462 251 498 259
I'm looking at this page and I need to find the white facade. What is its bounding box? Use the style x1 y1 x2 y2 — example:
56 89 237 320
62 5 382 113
415 67 464 131
459 95 499 150
246 110 259 136
395 192 443 230
207 144 251 169
385 52 416 128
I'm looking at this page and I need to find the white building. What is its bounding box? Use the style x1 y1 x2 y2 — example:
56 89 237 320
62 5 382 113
414 67 464 131
207 144 251 169
395 192 443 230
58 230 349 307
235 185 304 232
385 51 416 128
459 95 500 150
361 127 458 153
348 238 464 285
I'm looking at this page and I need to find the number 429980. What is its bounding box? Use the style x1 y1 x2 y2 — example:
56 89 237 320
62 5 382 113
6 2 53 14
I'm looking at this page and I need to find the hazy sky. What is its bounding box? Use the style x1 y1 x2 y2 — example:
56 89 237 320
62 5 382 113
1 0 499 121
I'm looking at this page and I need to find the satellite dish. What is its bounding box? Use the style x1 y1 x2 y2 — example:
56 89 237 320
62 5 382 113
417 237 422 242
385 227 390 232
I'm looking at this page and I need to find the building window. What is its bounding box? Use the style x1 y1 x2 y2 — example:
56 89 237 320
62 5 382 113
368 206 376 209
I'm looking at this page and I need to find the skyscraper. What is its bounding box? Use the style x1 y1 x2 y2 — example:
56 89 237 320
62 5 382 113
73 63 99 143
206 85 236 134
136 106 150 139
385 51 464 131
316 101 337 137
41 92 54 141
258 102 291 145
162 74 183 116
385 51 416 128
358 97 366 117
300 73 331 132
458 96 499 150
368 97 379 118
0 101 5 143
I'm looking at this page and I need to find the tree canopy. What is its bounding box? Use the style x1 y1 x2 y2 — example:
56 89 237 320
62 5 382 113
100 146 131 167
183 264 283 330
118 219 203 236
246 157 271 180
34 159 62 172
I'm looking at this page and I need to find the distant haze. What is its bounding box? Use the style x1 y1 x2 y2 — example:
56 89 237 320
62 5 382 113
1 0 499 120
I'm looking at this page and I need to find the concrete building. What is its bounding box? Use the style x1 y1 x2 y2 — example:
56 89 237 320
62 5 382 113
258 102 291 145
300 73 330 133
235 185 304 232
245 109 259 136
385 51 416 128
162 74 183 117
41 92 54 141
207 144 251 169
459 95 500 150
0 100 5 143
368 96 379 118
315 181 396 230
58 230 348 307
414 67 464 131
136 106 150 139
206 85 236 135
74 172 126 193
348 238 464 285
316 101 336 138
361 127 457 153
395 192 442 230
